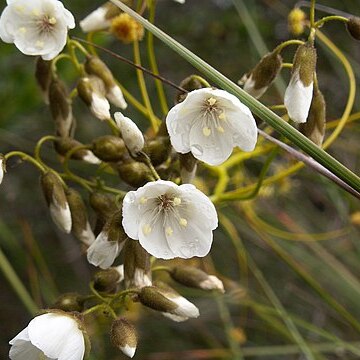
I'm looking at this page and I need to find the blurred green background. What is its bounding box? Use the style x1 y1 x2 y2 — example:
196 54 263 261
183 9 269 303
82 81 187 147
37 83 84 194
1 0 360 359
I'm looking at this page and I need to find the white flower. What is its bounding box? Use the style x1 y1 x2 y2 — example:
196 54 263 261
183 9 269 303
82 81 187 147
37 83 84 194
122 180 218 259
284 70 313 123
114 112 144 155
0 0 75 60
107 85 128 109
166 88 257 166
9 312 85 360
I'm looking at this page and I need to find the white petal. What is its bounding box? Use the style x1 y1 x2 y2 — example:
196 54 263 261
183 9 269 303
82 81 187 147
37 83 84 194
0 159 4 185
162 312 188 322
87 231 123 269
172 295 200 319
284 71 313 123
82 150 101 164
107 86 128 109
189 117 234 166
0 6 15 43
50 199 72 233
243 75 267 99
120 344 136 358
77 222 95 246
132 268 152 288
200 275 225 293
91 93 110 121
80 7 110 33
28 313 85 360
9 328 42 360
114 264 125 282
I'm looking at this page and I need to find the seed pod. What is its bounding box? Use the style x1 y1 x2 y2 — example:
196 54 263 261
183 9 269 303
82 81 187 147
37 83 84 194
176 74 208 104
288 8 306 36
51 293 85 312
110 318 137 358
93 265 124 292
124 240 152 289
77 76 110 121
35 57 52 104
92 135 127 162
241 50 282 99
347 17 360 41
41 172 72 233
116 154 154 187
284 43 317 123
170 266 225 293
0 155 5 185
49 79 75 137
144 136 171 166
110 13 144 44
66 188 95 246
54 138 101 164
179 152 197 184
299 87 326 146
85 56 127 109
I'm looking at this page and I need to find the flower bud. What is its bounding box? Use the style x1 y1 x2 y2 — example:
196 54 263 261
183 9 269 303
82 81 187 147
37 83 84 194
41 172 72 233
89 191 118 235
240 50 282 99
288 8 306 36
80 2 122 33
180 152 197 184
144 136 171 166
49 79 75 138
77 76 110 121
284 43 317 123
92 135 127 162
139 284 200 322
170 266 225 293
124 240 152 289
66 188 95 246
116 154 154 187
35 57 52 104
51 293 85 312
176 74 208 104
110 318 137 358
87 211 127 269
54 137 101 165
114 112 144 156
347 17 360 41
93 265 124 292
110 13 144 44
0 155 5 185
299 87 326 146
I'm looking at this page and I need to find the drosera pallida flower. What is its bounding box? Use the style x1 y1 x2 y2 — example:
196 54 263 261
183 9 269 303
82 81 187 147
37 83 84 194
166 88 258 166
122 180 218 259
9 311 87 360
0 0 75 60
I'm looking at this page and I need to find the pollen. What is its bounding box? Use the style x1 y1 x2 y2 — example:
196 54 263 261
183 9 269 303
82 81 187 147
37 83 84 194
142 224 152 235
217 126 225 133
140 197 148 204
110 13 144 44
173 197 181 206
202 127 211 137
179 218 188 227
218 112 226 120
207 97 217 106
166 227 174 236
48 17 57 25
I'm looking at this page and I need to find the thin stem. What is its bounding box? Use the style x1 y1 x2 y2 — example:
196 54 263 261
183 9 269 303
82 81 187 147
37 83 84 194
315 15 349 28
137 151 160 180
34 135 58 168
51 54 73 74
5 151 46 173
151 265 171 272
310 0 316 28
274 39 304 54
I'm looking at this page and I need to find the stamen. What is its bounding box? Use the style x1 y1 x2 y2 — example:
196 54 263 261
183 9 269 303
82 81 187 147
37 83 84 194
32 9 41 17
202 127 211 137
217 126 225 133
173 197 181 206
207 97 217 106
166 227 173 236
218 112 226 120
140 197 148 204
48 17 57 25
179 218 188 227
18 27 27 34
142 224 152 235
36 40 44 49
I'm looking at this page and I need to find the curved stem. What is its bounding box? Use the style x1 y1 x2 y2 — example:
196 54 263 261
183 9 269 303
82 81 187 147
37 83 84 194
34 135 58 169
315 15 349 28
5 151 46 173
274 39 304 54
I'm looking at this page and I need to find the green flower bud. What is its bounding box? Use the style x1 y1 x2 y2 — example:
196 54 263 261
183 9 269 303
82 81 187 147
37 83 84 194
54 138 100 165
66 188 95 246
110 318 137 358
144 136 171 166
92 135 126 162
49 79 75 138
347 17 360 41
241 51 282 99
51 293 85 312
299 87 326 147
124 240 152 289
293 43 317 87
35 57 52 104
170 266 225 293
93 266 124 292
41 172 72 233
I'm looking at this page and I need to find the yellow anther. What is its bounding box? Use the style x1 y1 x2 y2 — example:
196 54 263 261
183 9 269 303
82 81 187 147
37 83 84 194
48 17 57 25
140 197 148 204
15 5 25 13
166 227 174 236
18 27 27 34
207 97 217 106
218 112 226 120
173 197 181 206
179 218 188 227
142 224 152 235
217 126 225 133
36 41 44 49
32 9 41 17
202 127 211 137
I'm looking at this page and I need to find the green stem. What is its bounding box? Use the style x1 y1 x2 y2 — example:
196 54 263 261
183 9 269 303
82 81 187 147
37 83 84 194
274 39 305 54
0 246 38 315
315 15 349 28
34 135 58 168
110 0 360 193
5 151 46 173
310 0 316 28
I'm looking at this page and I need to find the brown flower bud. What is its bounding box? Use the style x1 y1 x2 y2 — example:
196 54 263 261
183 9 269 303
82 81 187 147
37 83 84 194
299 87 326 146
176 75 208 104
93 265 124 292
66 188 95 246
124 240 152 289
110 318 137 358
92 135 126 162
41 172 72 233
35 57 52 104
144 136 171 166
51 293 85 312
49 79 75 138
293 43 317 87
347 17 360 41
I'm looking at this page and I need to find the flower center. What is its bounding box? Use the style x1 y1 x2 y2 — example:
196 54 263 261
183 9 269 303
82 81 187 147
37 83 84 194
37 15 57 34
157 194 181 210
201 97 227 135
